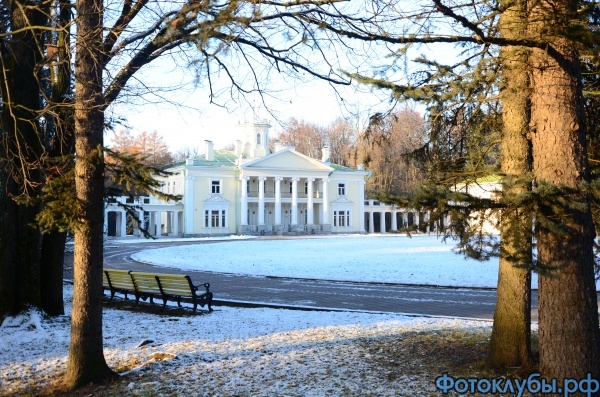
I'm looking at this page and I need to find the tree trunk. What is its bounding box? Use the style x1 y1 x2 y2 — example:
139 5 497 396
39 0 75 317
0 0 47 317
529 0 600 381
63 0 117 387
487 0 533 369
40 232 66 315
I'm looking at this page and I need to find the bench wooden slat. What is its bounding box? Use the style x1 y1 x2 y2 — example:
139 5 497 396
129 271 213 313
103 269 135 300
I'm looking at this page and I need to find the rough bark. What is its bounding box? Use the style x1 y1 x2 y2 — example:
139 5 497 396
39 0 75 317
0 0 47 317
487 0 533 369
63 0 117 387
529 0 600 381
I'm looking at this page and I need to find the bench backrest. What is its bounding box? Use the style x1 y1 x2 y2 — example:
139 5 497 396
129 272 194 297
129 271 162 294
153 274 195 297
104 269 135 290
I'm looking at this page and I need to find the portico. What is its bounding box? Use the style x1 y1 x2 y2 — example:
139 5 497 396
237 148 352 234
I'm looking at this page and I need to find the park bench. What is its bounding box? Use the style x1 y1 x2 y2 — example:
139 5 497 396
103 268 136 300
102 269 213 313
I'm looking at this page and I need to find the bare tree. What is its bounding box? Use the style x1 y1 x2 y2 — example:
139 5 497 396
359 109 427 197
278 118 326 159
326 118 357 167
173 145 201 161
110 129 174 168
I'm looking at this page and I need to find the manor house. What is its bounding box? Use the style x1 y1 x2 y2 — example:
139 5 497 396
106 117 382 236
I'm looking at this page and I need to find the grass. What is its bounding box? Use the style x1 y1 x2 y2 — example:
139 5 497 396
27 326 539 397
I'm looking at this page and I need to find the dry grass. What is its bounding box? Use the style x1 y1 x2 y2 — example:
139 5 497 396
31 326 539 397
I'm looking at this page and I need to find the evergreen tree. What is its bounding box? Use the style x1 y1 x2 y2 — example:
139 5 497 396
488 0 533 368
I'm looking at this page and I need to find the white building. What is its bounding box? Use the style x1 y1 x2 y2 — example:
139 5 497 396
106 118 380 237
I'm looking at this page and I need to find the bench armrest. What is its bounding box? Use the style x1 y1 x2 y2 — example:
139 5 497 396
193 282 210 294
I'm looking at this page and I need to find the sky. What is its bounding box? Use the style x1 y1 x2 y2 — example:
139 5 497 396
103 29 405 154
107 72 393 152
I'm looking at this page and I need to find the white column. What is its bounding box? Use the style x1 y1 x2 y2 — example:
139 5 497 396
359 180 365 232
307 177 314 225
380 211 386 233
184 176 195 234
137 210 144 236
391 211 397 231
240 176 249 226
369 211 374 233
322 178 329 225
291 177 299 225
155 211 162 237
403 212 408 228
258 176 266 225
415 212 420 230
173 211 179 236
119 211 127 237
274 177 282 226
104 211 108 236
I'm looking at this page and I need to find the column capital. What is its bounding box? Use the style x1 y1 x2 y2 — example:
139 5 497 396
240 175 250 181
307 177 315 182
291 177 300 182
274 176 283 182
258 176 267 181
321 177 330 182
186 175 195 181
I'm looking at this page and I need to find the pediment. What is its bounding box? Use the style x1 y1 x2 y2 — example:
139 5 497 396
204 194 230 203
242 149 333 172
331 196 354 204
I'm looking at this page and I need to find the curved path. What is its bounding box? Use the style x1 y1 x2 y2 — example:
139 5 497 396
98 239 539 321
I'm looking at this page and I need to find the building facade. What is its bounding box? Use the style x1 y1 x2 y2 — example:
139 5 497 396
106 118 374 237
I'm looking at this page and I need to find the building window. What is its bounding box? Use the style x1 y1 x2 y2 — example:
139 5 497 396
211 210 220 227
205 209 226 228
257 133 261 144
338 183 346 196
304 181 308 194
334 210 350 227
289 181 293 194
211 180 220 194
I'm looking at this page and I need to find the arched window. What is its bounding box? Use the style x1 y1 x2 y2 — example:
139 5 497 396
256 133 261 145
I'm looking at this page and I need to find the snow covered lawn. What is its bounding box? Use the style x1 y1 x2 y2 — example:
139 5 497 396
131 234 539 288
0 285 492 396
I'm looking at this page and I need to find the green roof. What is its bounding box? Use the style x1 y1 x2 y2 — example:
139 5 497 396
190 150 237 167
327 163 363 172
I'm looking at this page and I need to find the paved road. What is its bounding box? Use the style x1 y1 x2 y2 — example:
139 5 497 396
87 238 540 320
